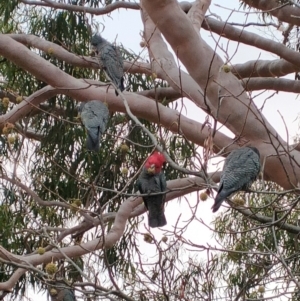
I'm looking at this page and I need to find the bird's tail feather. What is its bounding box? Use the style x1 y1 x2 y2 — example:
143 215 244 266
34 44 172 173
148 212 167 228
115 78 125 96
211 190 229 213
146 198 167 228
120 77 125 92
86 133 100 152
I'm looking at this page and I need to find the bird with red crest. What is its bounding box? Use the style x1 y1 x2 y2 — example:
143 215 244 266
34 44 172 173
136 151 167 228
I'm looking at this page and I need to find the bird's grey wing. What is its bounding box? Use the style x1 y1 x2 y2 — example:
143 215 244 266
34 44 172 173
248 149 261 175
82 101 109 129
100 44 124 86
158 172 167 202
81 101 109 151
222 148 260 190
212 151 246 212
147 173 167 227
136 173 149 210
81 102 100 127
242 148 261 187
238 148 261 177
112 45 124 76
99 104 110 134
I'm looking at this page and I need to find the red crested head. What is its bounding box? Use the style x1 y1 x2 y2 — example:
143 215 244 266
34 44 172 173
144 151 166 174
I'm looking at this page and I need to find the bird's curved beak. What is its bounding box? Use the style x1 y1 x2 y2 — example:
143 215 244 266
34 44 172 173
147 164 156 174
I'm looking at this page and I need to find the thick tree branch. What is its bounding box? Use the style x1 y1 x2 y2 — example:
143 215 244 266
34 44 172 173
8 26 300 83
0 31 299 190
203 17 300 70
20 0 140 15
141 0 272 140
141 0 300 189
137 87 181 102
72 174 220 239
0 85 231 153
187 0 211 32
141 0 221 94
0 268 26 292
231 59 299 79
241 77 300 93
0 175 217 290
2 173 300 292
241 0 300 26
2 1 300 298
141 7 211 113
19 0 194 16
8 34 152 76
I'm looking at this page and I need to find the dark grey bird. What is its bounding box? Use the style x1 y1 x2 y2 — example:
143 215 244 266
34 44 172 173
48 281 76 301
136 152 167 228
77 100 109 152
91 33 125 96
212 147 261 213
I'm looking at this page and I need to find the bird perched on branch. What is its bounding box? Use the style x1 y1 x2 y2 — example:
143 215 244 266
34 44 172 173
136 152 167 228
77 100 109 152
211 147 261 213
48 281 77 301
91 33 125 96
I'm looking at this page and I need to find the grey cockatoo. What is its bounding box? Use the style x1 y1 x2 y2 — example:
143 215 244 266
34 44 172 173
136 152 167 228
48 282 76 301
212 147 261 212
77 100 109 152
91 33 125 96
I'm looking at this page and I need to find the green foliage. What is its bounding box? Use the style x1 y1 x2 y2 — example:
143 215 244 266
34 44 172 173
212 187 300 299
0 0 19 25
0 0 197 298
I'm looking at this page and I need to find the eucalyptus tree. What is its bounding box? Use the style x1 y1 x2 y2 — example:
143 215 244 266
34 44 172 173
0 0 300 300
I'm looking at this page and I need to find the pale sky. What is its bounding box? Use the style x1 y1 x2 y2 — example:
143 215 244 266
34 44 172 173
25 0 300 300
